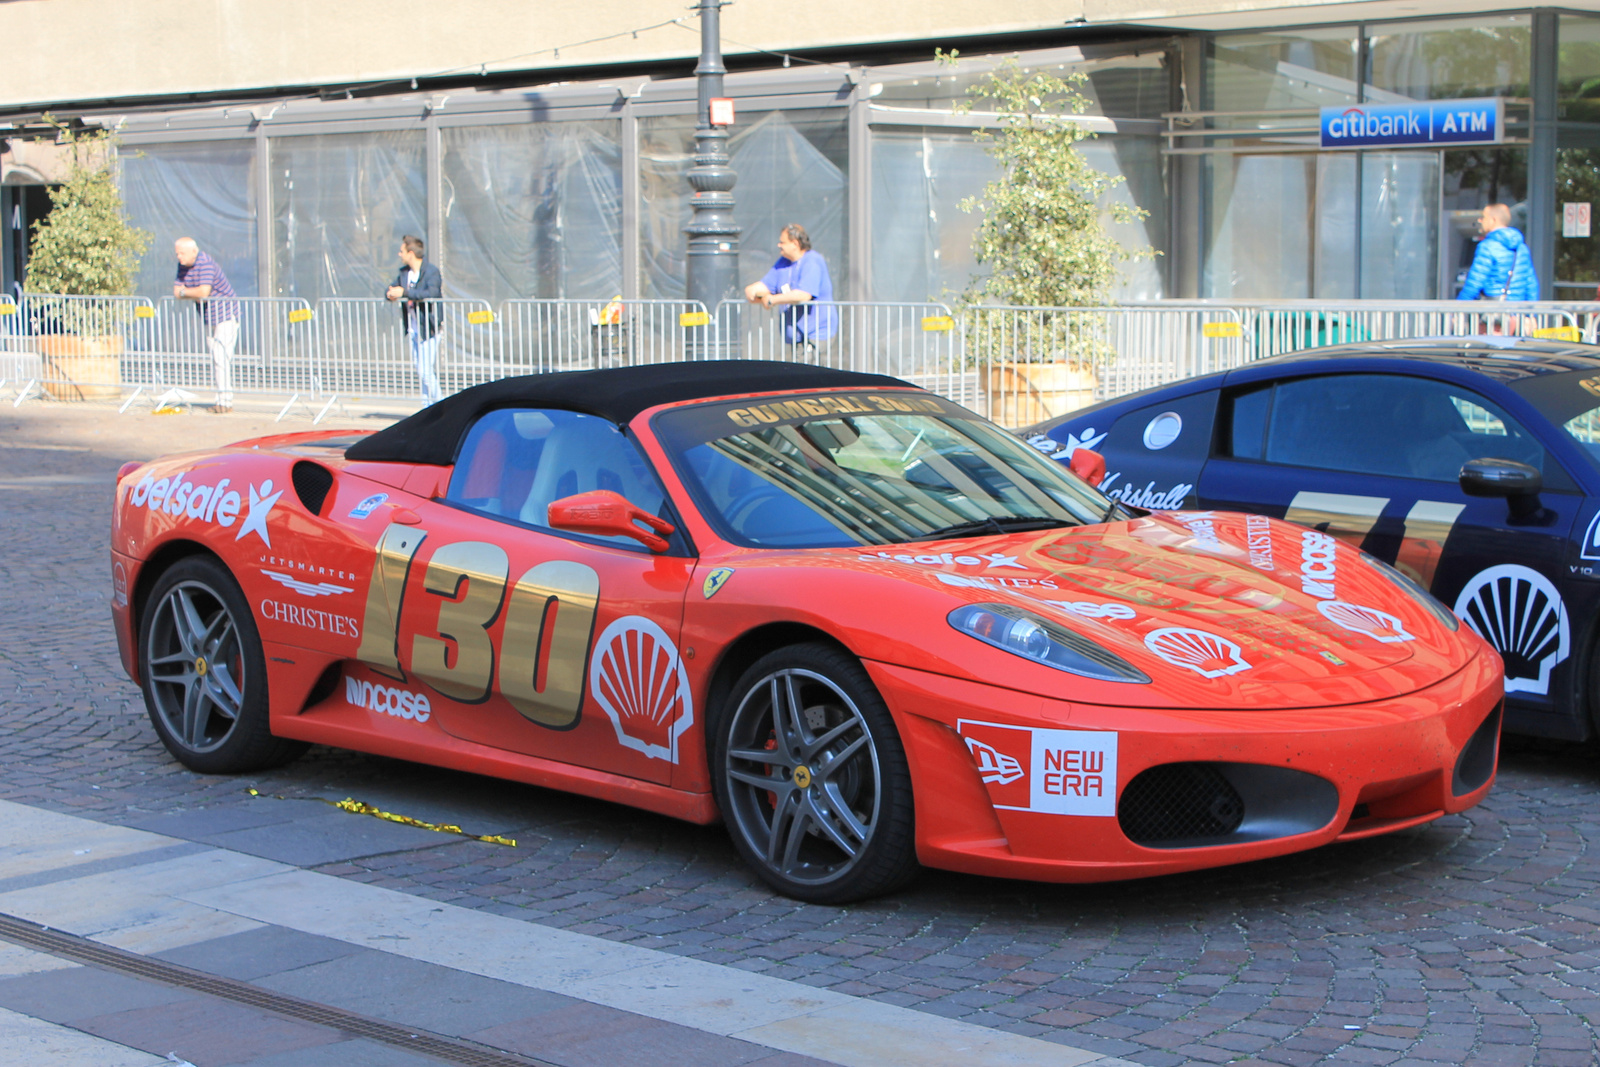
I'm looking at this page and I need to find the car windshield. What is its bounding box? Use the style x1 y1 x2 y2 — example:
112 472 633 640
1509 369 1600 472
652 390 1113 548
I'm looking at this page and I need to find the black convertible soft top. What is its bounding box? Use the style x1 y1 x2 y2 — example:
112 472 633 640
344 360 914 466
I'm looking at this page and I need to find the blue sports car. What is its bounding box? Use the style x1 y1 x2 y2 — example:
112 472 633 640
1027 338 1600 740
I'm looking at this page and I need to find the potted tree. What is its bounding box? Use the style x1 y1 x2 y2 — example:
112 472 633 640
22 119 151 400
946 54 1150 427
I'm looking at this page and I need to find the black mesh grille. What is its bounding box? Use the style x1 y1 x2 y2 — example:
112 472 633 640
1119 763 1245 845
1453 701 1502 796
291 460 335 516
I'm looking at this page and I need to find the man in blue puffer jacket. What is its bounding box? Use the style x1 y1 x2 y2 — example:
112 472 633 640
1457 203 1539 301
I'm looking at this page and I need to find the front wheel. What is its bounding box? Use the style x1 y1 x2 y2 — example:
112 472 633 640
712 643 918 903
138 555 307 774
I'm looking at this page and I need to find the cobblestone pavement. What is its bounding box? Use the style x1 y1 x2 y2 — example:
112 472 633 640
4 400 1600 1067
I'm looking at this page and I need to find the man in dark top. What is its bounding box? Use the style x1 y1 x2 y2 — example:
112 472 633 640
385 234 443 405
175 237 241 413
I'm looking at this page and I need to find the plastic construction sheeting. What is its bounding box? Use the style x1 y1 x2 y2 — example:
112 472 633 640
119 140 259 297
870 127 1166 305
441 120 623 304
640 110 847 301
271 130 426 302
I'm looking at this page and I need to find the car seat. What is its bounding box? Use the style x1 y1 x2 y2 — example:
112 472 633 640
519 416 659 527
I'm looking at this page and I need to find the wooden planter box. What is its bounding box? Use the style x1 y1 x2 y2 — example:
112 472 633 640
985 361 1097 428
39 334 123 401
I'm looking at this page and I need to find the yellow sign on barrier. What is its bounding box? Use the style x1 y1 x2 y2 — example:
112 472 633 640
1202 321 1243 339
135 306 156 319
1533 326 1581 342
288 308 313 324
921 316 955 332
467 310 495 325
0 305 15 316
680 311 711 327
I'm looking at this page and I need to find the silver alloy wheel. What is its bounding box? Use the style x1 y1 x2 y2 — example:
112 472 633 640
723 667 882 888
144 580 246 755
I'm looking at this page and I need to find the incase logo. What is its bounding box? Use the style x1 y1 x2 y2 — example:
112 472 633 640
345 676 431 722
1299 530 1339 600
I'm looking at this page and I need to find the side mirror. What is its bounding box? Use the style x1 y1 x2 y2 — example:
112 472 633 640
548 490 675 553
1459 458 1544 522
1069 448 1107 488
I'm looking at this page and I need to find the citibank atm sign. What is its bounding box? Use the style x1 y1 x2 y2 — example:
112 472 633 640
1320 98 1503 149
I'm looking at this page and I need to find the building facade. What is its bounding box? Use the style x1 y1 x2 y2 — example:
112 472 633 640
3 2 1599 305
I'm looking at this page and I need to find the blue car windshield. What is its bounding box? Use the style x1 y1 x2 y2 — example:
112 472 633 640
652 391 1112 548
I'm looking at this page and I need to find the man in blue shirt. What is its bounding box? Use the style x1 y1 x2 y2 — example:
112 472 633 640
174 238 241 413
744 224 838 359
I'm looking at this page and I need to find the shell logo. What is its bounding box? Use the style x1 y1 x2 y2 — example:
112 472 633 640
1143 627 1252 679
589 616 695 763
1453 564 1570 696
1316 600 1414 644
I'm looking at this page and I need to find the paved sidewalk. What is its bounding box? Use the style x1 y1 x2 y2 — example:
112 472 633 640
0 798 1139 1067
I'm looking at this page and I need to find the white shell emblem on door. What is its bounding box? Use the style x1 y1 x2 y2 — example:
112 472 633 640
589 615 695 763
1452 564 1570 696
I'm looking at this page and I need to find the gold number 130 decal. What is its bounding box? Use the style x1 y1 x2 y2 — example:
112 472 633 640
358 522 601 729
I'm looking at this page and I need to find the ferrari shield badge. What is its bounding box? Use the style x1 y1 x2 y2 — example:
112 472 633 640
702 567 734 599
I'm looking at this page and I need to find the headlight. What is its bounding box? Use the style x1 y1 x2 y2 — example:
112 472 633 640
1362 555 1459 632
949 603 1150 683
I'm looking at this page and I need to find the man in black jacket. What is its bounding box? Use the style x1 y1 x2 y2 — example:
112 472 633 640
385 234 443 404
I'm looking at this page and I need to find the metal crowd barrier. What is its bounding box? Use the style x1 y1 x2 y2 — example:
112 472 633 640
314 297 497 399
1227 299 1582 359
7 293 1600 425
131 296 316 398
961 304 1246 426
1 295 155 403
501 299 710 374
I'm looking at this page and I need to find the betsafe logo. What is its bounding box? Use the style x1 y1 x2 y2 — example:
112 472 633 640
129 471 283 547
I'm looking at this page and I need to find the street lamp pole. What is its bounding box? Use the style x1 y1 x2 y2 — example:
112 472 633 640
684 0 740 356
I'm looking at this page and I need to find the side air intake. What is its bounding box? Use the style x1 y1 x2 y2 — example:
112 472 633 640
291 461 335 516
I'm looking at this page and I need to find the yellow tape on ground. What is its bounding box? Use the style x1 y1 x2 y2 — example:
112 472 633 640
1533 326 1581 342
248 789 516 847
467 310 495 325
921 316 954 332
288 308 313 324
680 310 711 327
1202 321 1243 338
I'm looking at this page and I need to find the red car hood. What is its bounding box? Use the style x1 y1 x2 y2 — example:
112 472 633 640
825 511 1481 709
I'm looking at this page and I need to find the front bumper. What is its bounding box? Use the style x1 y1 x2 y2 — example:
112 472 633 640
867 648 1503 883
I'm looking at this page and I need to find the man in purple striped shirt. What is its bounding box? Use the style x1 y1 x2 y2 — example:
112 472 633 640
175 237 241 413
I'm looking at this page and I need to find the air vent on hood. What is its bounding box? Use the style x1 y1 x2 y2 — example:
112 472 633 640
291 460 335 516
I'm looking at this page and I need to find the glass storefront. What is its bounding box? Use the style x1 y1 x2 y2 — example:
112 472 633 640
441 121 622 304
639 110 848 301
120 141 259 298
270 131 426 302
99 16 1600 306
1557 15 1600 299
1203 16 1536 300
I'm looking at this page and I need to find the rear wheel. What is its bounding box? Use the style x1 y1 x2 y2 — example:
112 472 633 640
713 643 918 903
138 556 307 773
